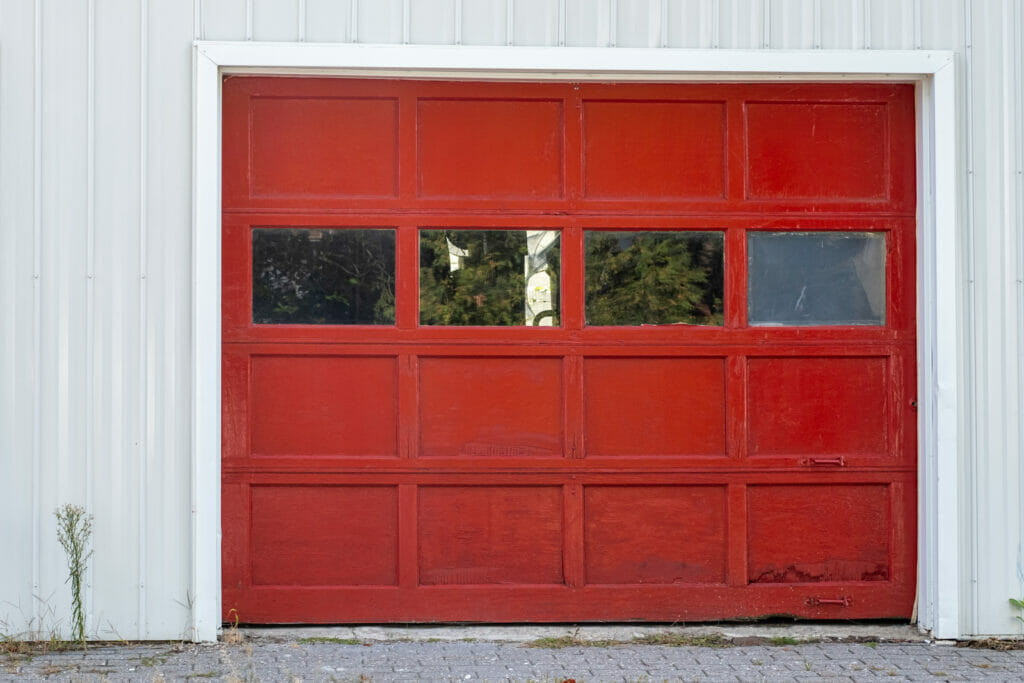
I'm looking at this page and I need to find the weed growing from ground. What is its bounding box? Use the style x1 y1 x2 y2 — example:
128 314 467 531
298 636 362 646
633 632 732 648
769 636 799 646
1009 597 1024 623
54 504 93 645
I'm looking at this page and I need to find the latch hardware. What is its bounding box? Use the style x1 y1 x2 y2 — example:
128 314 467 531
806 596 851 607
800 457 846 466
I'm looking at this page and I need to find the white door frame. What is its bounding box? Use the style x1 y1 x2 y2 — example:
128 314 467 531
191 42 959 642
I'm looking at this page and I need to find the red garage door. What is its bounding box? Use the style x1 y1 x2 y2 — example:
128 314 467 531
221 77 916 623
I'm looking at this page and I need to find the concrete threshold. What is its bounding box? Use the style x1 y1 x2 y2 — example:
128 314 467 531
239 621 927 645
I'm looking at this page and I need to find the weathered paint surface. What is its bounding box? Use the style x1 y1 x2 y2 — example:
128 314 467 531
0 0 1021 639
221 77 916 623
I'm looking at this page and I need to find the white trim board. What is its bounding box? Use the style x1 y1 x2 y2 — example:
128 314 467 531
191 43 960 642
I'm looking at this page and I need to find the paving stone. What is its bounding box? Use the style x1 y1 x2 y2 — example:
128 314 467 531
4 636 1024 682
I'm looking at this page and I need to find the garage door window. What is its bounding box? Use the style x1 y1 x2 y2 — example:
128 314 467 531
747 231 886 326
585 230 724 326
419 229 560 326
252 227 395 325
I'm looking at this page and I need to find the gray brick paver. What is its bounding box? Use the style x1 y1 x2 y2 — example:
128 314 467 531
6 640 1024 682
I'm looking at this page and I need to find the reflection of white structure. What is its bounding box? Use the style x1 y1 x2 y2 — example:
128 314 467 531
525 230 559 326
446 236 469 271
444 231 558 325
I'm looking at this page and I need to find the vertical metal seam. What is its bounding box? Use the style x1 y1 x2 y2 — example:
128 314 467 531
31 0 42 630
851 0 861 48
507 0 516 45
350 0 358 43
762 0 771 48
999 0 1014 630
812 0 821 48
298 0 306 41
608 0 616 47
506 0 513 46
557 0 565 46
962 0 979 637
913 0 921 49
659 0 668 47
245 0 252 40
454 0 462 45
701 0 712 48
711 0 720 49
195 0 203 40
402 0 410 44
138 0 149 638
1014 0 1024 631
85 0 96 630
862 0 870 49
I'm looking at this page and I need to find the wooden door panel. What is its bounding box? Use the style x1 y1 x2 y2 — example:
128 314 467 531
583 485 729 585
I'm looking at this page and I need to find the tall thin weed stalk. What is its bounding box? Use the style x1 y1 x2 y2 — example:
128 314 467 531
54 504 93 645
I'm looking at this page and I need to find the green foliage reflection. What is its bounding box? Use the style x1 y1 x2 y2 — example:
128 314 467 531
252 228 395 325
585 231 724 326
419 230 560 326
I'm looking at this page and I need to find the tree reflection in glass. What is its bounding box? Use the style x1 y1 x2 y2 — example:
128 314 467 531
585 231 724 326
252 228 395 325
419 229 560 326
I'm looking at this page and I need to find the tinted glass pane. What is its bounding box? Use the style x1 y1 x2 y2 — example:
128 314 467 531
748 231 885 326
252 228 395 325
420 230 560 326
585 231 724 326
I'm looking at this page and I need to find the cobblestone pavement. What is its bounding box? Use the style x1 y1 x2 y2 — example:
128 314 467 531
3 630 1023 682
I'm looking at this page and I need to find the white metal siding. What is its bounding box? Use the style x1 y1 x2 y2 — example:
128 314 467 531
0 0 1021 639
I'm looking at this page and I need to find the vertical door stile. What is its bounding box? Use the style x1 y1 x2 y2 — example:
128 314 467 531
563 482 585 589
395 222 419 331
564 352 584 461
397 353 418 460
726 355 748 462
725 227 747 329
726 95 746 203
562 224 585 332
565 82 584 207
727 481 749 587
398 483 419 589
398 87 418 206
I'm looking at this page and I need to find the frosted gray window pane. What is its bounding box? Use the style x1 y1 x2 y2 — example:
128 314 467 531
252 228 395 325
585 231 724 326
748 232 885 326
420 229 560 326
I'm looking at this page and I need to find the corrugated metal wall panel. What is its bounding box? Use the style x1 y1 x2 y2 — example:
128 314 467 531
198 0 247 41
919 0 961 51
356 0 403 44
0 0 41 638
964 0 1023 637
818 0 867 49
2 0 1023 639
461 0 508 45
616 0 662 47
666 0 714 49
253 0 301 42
867 0 916 50
513 0 560 45
410 0 457 44
565 0 612 47
142 0 195 639
714 0 766 49
768 0 816 49
37 0 92 637
304 0 352 43
91 0 144 639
